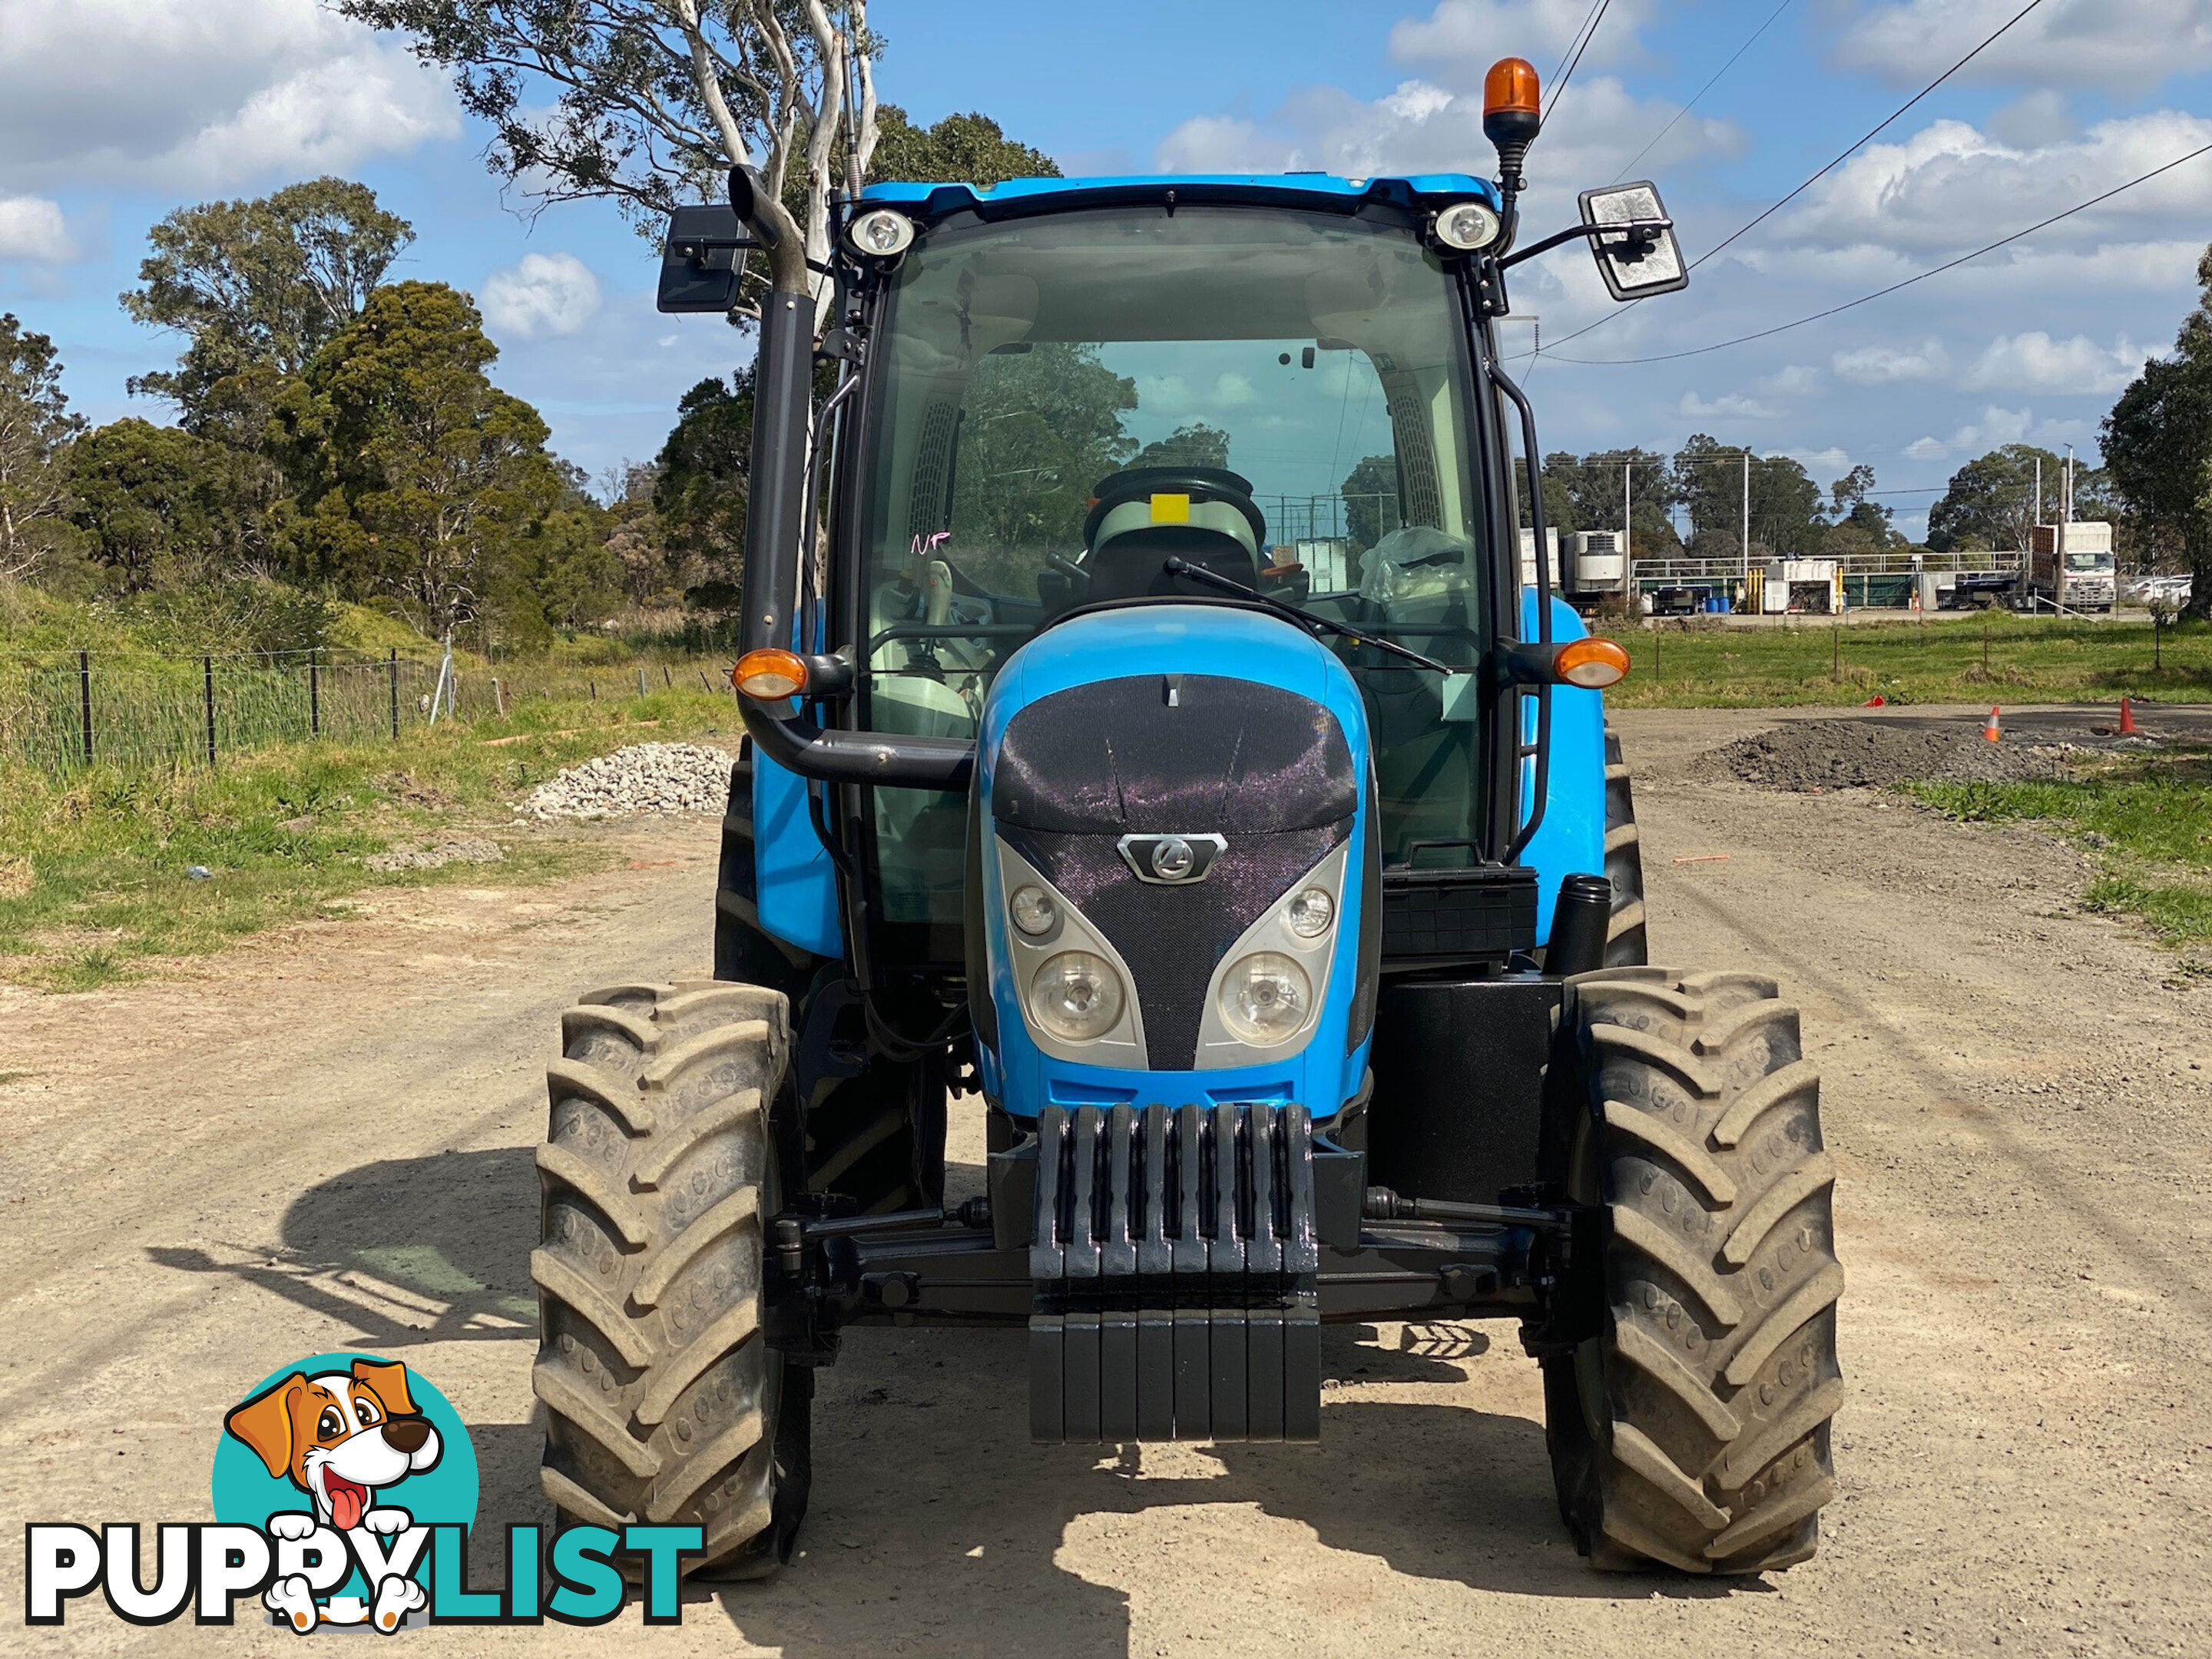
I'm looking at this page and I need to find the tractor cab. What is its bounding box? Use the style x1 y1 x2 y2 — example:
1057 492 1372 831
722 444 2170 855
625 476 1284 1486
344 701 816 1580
836 180 1514 949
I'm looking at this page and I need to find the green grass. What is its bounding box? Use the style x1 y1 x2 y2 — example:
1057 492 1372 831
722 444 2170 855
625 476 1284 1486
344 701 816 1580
1612 611 2212 708
1909 748 2212 955
0 685 743 992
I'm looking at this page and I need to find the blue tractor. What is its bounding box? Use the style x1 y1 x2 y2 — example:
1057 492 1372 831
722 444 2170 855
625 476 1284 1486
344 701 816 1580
531 58 1842 1581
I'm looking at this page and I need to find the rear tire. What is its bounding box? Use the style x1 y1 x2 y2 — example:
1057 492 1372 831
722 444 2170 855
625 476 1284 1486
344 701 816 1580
1602 725 1649 966
1545 968 1843 1575
534 980 810 1577
715 754 939 1214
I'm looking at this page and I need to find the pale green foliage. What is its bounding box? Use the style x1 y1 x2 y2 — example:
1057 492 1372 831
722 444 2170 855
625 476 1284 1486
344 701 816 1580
0 315 87 581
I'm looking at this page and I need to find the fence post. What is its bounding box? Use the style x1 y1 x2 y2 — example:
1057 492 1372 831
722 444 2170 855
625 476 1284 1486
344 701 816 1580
637 666 648 700
202 655 217 767
388 648 399 740
77 650 92 766
309 649 321 739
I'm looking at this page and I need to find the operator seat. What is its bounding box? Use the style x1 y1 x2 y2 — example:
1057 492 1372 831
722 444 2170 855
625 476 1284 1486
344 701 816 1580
1071 466 1269 605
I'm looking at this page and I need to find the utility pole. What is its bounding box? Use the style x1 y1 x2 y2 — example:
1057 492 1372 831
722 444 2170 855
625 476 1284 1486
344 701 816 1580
1623 461 1634 612
2059 443 2073 613
2028 454 2041 601
1741 450 1752 594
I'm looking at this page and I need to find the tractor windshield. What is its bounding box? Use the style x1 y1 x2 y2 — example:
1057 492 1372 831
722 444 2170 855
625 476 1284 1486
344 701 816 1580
849 204 1488 929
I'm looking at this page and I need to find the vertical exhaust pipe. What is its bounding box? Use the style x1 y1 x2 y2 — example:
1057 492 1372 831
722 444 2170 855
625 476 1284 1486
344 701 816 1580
740 288 816 661
1545 873 1613 978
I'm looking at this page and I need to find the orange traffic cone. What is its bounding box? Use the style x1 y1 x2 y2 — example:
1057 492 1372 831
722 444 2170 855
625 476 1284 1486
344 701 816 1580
1982 706 2002 743
2118 697 2138 736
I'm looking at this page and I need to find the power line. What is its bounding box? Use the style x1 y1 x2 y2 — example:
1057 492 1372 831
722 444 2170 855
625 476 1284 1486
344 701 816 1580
1540 0 2048 354
1611 0 1797 185
1544 138 2212 366
1543 0 1614 132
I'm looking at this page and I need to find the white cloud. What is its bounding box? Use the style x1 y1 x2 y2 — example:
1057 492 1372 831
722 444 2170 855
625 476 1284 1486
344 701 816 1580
1961 331 2151 394
0 0 457 189
1155 74 1741 227
1388 0 1662 88
1786 447 1853 477
1833 339 1951 383
1679 390 1780 420
1832 0 2212 93
1902 405 2034 461
482 253 603 340
0 195 75 262
1765 365 1824 396
1777 112 2212 254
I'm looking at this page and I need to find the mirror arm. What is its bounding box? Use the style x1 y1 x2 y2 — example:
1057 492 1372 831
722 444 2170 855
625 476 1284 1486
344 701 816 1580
1498 217 1674 270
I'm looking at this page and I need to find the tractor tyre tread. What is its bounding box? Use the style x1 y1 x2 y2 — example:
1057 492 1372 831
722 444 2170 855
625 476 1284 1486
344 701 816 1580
1551 968 1843 1575
534 980 807 1577
1602 726 1651 966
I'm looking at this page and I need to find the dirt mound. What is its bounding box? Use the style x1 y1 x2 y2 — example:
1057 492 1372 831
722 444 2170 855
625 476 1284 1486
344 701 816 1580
1719 719 2076 791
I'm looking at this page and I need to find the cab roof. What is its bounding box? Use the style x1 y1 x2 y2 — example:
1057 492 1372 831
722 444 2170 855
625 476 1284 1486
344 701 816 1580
856 173 1502 224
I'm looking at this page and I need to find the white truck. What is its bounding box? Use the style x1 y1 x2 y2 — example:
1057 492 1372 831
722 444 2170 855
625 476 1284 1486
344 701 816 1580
2028 522 2116 613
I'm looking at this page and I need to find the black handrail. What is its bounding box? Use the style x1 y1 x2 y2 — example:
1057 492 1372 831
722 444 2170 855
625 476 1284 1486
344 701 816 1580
1488 359 1553 863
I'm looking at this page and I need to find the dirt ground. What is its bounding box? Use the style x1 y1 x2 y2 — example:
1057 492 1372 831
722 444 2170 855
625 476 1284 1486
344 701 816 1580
5 706 2211 1657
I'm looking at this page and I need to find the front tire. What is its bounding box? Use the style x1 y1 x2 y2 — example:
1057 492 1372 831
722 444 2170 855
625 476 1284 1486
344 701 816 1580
533 980 810 1577
1546 968 1843 1574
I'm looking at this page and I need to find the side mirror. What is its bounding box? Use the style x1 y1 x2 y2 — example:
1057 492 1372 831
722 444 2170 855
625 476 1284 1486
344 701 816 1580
1578 181 1687 301
657 204 759 314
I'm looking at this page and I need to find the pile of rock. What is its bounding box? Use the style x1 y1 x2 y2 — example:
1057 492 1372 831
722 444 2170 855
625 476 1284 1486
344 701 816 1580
523 742 735 820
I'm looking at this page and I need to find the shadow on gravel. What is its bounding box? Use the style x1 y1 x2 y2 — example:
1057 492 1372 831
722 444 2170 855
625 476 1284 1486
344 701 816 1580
697 1324 1744 1657
147 1147 538 1346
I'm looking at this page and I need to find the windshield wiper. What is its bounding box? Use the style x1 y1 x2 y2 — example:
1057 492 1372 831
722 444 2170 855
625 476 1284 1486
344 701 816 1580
1159 556 1454 673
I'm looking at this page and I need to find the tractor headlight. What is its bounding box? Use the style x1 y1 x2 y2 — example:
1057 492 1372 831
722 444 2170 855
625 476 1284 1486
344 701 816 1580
1028 951 1124 1042
1433 200 1502 252
1217 952 1312 1045
847 207 916 257
1009 884 1057 937
1285 887 1335 939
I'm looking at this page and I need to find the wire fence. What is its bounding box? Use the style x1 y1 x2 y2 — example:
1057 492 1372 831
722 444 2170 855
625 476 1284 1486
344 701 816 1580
0 647 739 778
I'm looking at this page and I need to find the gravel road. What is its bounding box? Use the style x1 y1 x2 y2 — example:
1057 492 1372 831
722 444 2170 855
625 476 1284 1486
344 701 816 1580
5 706 2210 1657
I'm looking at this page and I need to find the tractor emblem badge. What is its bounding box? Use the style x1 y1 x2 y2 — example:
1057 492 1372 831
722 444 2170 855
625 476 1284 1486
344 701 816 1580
1118 833 1227 884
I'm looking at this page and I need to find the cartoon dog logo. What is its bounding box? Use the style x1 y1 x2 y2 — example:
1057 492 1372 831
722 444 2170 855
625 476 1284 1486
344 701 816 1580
225 1359 442 1630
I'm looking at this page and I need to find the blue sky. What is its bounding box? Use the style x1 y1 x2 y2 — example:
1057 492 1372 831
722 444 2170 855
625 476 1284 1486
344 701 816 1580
5 0 2212 536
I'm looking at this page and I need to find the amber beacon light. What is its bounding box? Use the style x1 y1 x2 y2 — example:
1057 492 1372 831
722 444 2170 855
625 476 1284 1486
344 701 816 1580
1483 57 1541 203
1482 58 1541 133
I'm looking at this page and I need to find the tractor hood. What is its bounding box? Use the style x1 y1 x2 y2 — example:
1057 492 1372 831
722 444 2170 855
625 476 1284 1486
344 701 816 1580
972 604 1378 1118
